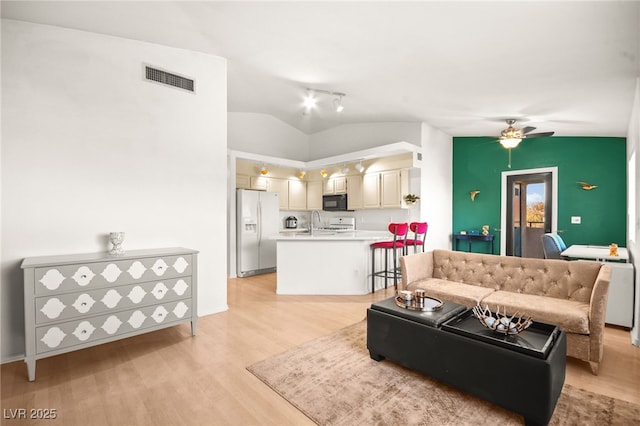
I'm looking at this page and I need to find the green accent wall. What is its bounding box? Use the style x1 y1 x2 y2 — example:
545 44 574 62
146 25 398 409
453 136 626 253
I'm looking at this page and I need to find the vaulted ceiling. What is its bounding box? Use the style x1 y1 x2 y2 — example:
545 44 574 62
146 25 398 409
3 1 639 138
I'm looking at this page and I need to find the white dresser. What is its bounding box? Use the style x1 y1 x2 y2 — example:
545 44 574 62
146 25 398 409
21 247 198 381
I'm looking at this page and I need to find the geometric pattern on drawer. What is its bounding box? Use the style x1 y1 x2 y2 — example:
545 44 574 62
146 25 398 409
34 255 192 295
35 277 192 324
35 300 191 353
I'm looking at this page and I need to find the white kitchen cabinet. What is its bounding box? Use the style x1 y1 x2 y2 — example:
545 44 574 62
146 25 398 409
363 172 381 209
324 177 347 195
362 170 409 209
236 174 250 189
288 180 307 210
267 178 289 209
250 176 269 191
347 175 364 210
306 180 323 210
381 170 409 208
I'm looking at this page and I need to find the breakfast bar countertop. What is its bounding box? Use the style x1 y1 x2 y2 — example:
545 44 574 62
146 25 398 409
273 230 390 241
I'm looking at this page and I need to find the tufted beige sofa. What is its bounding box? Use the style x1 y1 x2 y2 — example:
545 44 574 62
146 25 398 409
400 249 611 374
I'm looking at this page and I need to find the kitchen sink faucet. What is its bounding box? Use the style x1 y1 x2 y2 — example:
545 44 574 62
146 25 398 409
310 210 322 235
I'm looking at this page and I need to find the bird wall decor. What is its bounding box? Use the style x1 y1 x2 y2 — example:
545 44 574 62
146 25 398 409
470 190 480 201
578 181 598 190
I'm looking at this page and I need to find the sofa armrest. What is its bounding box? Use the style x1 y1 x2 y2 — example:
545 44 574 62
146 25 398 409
400 251 435 291
588 264 611 363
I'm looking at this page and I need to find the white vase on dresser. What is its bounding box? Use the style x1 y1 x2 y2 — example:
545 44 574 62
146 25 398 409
21 247 198 381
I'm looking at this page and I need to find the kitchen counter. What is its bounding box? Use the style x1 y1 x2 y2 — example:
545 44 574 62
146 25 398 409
275 230 389 241
275 230 393 295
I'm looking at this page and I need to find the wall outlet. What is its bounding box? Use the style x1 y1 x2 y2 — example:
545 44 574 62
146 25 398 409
571 216 581 224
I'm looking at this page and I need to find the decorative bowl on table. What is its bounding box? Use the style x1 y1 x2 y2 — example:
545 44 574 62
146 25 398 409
472 304 532 335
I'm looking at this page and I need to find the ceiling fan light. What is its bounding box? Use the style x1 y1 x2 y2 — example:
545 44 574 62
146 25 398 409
500 138 522 149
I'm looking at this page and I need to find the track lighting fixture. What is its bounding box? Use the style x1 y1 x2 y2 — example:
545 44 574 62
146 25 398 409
260 165 268 176
303 89 317 111
320 169 327 178
341 164 349 174
298 170 306 179
355 161 365 173
303 87 346 113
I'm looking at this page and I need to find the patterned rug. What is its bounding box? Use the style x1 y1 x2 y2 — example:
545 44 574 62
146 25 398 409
248 320 640 425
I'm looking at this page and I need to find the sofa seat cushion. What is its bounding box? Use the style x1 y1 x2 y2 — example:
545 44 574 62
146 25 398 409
480 290 590 335
409 278 496 308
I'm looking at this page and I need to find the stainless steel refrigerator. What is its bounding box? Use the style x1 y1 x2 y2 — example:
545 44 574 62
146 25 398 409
237 189 279 277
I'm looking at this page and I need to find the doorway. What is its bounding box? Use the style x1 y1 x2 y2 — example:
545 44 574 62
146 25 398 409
500 167 558 257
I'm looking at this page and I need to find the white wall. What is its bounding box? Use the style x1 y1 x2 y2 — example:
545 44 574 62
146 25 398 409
228 112 308 160
1 20 228 361
308 122 423 158
419 122 453 251
628 78 640 346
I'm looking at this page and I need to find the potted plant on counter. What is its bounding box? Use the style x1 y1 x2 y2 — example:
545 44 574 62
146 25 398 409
404 194 420 205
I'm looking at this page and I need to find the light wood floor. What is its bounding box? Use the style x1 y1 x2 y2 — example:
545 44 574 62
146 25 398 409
2 273 639 425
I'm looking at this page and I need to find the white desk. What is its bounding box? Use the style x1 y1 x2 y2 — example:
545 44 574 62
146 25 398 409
561 244 633 328
561 244 629 262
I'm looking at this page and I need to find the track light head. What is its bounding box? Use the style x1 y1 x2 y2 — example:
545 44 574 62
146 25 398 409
303 90 317 110
355 161 365 173
334 95 344 113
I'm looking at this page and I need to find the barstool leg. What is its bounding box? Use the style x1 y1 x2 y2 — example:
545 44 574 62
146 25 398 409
384 249 389 289
392 246 398 290
371 248 375 293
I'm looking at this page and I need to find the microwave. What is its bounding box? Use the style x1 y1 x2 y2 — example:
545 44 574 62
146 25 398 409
322 194 349 211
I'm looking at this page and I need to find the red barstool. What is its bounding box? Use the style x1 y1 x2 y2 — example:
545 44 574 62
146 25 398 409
370 223 408 292
405 222 428 254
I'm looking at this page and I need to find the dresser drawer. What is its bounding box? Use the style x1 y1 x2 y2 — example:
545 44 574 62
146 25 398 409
34 254 193 296
35 277 192 325
35 299 192 354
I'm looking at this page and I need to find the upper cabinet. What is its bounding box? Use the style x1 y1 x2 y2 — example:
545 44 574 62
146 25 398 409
268 178 289 209
288 180 307 211
362 172 381 209
323 177 347 195
361 169 409 209
307 180 323 211
346 175 364 210
236 153 416 211
380 170 409 209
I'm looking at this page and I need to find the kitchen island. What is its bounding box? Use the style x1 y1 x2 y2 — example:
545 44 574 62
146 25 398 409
274 230 392 295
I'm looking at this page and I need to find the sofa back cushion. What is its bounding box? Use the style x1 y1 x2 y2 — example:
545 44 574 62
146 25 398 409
432 249 602 303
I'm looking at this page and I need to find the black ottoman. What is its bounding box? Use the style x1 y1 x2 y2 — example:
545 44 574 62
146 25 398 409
367 297 566 426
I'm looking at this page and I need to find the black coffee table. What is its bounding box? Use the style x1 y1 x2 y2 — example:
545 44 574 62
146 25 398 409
367 297 566 426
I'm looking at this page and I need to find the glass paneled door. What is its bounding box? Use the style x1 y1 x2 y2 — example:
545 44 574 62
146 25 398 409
506 172 552 258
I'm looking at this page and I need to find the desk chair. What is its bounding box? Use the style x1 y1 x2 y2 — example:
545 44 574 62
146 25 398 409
541 233 569 260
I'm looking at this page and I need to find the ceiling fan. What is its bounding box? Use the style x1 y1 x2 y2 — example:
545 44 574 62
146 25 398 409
496 119 555 168
497 119 555 149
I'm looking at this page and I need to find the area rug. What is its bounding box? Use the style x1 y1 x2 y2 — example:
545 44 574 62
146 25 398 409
247 320 640 425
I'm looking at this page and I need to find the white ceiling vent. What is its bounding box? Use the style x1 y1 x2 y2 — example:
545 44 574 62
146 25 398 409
144 65 194 93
